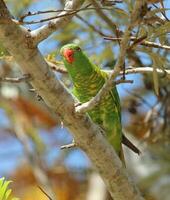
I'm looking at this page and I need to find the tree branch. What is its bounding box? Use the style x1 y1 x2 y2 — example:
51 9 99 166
120 67 170 79
30 0 86 46
47 60 170 80
18 6 114 25
104 36 170 50
103 67 170 79
0 0 144 199
46 60 67 74
0 74 31 83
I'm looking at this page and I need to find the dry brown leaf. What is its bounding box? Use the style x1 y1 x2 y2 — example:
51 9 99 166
12 96 57 129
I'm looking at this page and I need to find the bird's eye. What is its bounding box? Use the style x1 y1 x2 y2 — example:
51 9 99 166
75 47 81 51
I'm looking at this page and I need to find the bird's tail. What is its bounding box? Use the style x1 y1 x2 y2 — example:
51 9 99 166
122 134 141 155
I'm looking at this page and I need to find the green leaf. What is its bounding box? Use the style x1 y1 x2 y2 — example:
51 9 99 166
135 48 168 95
0 177 19 200
147 52 164 96
148 8 170 16
4 189 12 200
0 177 12 200
151 21 170 40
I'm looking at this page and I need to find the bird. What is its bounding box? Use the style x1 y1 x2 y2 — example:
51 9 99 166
60 43 140 158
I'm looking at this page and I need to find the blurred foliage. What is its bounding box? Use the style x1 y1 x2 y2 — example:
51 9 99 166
4 0 35 16
0 0 170 200
0 177 19 200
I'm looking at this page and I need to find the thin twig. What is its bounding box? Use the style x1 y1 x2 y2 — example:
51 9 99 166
128 35 148 50
60 141 76 149
19 4 91 23
152 2 169 21
29 88 36 92
19 6 114 23
48 57 170 79
119 67 170 79
104 67 170 79
19 11 80 25
0 74 31 83
38 186 53 200
101 0 123 6
19 5 118 25
104 36 170 50
116 79 133 84
29 88 43 101
46 60 67 73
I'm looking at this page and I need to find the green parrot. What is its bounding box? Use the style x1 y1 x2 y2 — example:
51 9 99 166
60 43 139 156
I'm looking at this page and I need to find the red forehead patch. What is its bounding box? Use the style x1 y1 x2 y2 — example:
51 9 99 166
63 49 74 63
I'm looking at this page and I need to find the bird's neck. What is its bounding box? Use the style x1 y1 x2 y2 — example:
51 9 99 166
72 67 105 103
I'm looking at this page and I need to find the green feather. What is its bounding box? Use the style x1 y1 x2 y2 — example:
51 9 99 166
60 43 122 153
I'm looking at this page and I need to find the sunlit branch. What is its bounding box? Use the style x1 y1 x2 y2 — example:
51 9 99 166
19 6 114 24
119 67 170 79
30 0 86 45
48 59 170 80
0 74 31 83
46 60 67 74
104 36 170 50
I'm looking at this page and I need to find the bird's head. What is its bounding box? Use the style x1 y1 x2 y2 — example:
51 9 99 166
60 43 94 78
60 43 82 65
